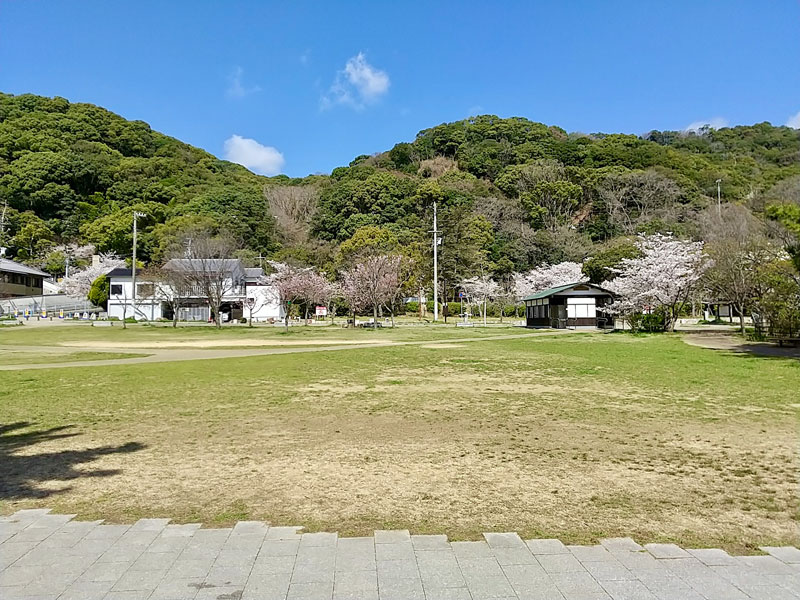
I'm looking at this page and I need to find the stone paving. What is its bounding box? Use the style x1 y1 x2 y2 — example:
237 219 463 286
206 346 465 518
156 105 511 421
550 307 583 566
2 510 799 600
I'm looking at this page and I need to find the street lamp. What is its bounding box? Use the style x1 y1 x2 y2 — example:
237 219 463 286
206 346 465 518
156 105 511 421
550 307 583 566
715 179 722 217
131 211 147 321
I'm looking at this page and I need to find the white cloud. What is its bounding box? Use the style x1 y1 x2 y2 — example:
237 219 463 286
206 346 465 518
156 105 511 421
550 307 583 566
223 135 284 176
684 117 728 133
226 66 261 99
321 52 390 110
787 110 800 129
300 49 311 66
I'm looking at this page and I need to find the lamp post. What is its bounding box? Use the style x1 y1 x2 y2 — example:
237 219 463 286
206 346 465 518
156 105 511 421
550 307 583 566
430 201 440 321
131 211 147 321
715 179 722 217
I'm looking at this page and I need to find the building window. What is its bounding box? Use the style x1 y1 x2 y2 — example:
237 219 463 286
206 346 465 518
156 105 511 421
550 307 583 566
110 284 123 295
137 283 154 297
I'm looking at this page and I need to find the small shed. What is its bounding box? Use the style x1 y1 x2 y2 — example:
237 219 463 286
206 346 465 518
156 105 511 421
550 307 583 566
523 282 615 329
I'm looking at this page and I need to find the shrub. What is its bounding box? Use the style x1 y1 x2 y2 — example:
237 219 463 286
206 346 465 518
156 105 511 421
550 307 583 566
405 301 419 314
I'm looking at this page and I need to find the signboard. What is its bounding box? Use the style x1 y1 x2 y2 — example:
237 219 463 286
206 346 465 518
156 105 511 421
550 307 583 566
315 306 327 317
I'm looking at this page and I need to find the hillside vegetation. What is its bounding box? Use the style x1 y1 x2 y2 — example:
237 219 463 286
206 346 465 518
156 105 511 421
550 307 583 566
1 92 799 298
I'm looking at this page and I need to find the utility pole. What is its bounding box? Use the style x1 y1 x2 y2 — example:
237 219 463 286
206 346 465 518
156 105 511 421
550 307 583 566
716 179 722 217
431 201 440 322
131 211 146 321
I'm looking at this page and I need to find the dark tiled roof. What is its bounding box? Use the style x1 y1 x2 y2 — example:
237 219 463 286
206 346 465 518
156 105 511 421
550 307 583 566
0 258 49 277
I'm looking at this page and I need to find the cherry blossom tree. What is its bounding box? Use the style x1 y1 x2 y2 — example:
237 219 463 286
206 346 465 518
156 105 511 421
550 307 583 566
264 261 312 331
460 275 501 325
513 261 585 300
340 255 403 328
604 233 708 331
61 253 125 298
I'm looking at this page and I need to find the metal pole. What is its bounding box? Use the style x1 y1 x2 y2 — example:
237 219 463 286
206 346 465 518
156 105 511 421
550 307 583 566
716 179 722 217
131 213 138 320
432 201 439 322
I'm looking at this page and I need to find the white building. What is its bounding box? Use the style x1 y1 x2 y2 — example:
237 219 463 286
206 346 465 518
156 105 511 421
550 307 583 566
106 260 283 323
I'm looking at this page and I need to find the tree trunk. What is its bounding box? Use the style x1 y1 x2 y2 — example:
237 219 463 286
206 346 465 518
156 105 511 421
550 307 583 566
738 309 746 335
284 302 289 332
373 303 378 330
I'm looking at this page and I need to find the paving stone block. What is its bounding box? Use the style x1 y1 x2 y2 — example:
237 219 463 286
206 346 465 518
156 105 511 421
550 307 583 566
491 546 538 566
551 572 612 599
600 538 643 553
376 577 425 600
164 558 214 579
0 565 45 586
287 580 333 600
8 509 52 522
110 568 167 592
335 551 375 572
148 576 203 600
213 548 259 567
601 579 659 599
483 532 526 548
419 588 472 600
462 575 516 600
194 584 245 600
231 521 268 536
740 584 800 599
129 519 170 532
77 560 132 583
95 545 145 564
291 562 335 584
687 548 739 566
512 583 565 600
20 571 80 594
373 530 410 544
265 526 303 540
614 551 663 571
376 558 420 582
501 562 550 586
583 560 634 581
146 536 192 554
762 547 800 564
644 543 690 559
537 553 587 574
104 591 154 600
375 542 414 562
257 539 300 557
154 522 198 537
417 558 466 589
333 589 378 600
242 572 292 600
457 557 506 583
451 540 493 558
333 569 377 592
569 545 614 563
251 554 296 574
526 538 568 555
84 525 129 541
685 575 750 599
299 532 338 548
57 578 115 600
204 564 252 586
411 534 449 550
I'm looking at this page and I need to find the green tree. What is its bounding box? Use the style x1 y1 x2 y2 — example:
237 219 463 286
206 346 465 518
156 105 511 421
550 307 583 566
88 274 110 309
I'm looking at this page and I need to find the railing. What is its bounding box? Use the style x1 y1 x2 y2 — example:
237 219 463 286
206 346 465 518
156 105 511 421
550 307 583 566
0 294 100 316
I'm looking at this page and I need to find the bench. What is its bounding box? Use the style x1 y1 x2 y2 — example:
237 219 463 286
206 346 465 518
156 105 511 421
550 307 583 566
456 322 474 327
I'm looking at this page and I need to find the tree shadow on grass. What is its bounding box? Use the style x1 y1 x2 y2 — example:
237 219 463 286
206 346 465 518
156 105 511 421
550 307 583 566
0 421 145 500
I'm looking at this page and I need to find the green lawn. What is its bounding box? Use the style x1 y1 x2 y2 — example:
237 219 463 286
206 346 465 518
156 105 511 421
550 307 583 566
0 325 797 552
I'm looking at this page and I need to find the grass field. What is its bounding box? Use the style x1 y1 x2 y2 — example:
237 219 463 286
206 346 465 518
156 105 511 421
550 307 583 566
0 323 798 552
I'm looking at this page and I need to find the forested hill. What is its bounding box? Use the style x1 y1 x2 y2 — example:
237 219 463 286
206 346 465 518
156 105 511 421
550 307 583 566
1 92 799 288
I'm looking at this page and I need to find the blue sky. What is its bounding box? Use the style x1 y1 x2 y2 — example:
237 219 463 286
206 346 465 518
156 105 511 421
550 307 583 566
2 1 799 177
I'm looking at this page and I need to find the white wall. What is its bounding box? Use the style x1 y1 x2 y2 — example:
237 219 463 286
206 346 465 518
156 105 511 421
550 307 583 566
107 276 163 321
245 285 284 322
